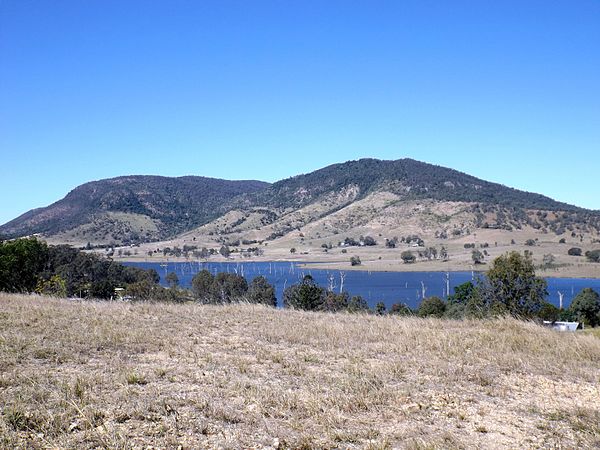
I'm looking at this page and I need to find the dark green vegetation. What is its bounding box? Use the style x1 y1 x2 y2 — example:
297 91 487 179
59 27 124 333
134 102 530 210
1 238 599 326
0 238 159 298
282 275 368 313
586 249 600 263
277 250 600 326
2 158 599 245
567 288 600 327
0 237 279 305
0 176 268 244
191 271 276 306
249 158 586 211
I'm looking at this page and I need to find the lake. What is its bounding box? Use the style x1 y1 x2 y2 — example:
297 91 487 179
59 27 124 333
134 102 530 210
124 261 600 310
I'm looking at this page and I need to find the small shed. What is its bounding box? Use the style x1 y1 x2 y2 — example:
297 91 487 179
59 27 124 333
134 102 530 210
543 321 582 332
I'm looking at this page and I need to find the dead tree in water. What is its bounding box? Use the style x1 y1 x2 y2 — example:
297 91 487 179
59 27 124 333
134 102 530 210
558 291 564 310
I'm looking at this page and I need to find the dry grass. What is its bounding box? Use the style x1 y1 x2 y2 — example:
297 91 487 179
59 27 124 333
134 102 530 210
1 294 599 449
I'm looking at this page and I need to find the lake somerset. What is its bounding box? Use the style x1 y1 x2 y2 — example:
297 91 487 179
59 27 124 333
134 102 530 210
124 261 600 310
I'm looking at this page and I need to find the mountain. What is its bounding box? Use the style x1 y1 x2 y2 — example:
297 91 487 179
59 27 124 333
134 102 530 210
1 158 599 246
0 176 269 245
248 158 582 211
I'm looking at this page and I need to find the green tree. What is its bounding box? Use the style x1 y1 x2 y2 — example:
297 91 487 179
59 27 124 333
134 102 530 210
401 251 416 264
479 251 547 318
321 291 349 312
568 288 600 327
350 256 361 266
283 275 325 311
445 281 476 319
417 296 446 318
537 301 560 322
191 269 214 301
247 276 276 306
471 249 484 265
0 238 49 293
219 245 231 258
165 272 179 288
347 295 369 313
585 250 600 263
35 275 67 297
448 282 476 305
374 301 386 315
389 302 412 315
211 273 248 303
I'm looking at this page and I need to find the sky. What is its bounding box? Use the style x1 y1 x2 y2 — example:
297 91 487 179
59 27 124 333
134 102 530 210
1 0 599 225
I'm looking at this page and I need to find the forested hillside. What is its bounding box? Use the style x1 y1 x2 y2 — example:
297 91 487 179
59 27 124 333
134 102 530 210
1 158 598 246
0 176 269 244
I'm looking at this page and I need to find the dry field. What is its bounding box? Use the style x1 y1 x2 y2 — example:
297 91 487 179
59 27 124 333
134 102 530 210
1 295 599 449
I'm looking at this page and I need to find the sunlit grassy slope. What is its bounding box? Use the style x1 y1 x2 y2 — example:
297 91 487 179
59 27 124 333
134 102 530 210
1 294 599 449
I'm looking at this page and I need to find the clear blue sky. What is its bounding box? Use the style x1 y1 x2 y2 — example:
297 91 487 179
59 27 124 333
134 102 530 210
1 0 599 225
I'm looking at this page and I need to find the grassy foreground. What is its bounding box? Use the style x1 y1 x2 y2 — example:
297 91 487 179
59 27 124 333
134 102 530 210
1 295 599 449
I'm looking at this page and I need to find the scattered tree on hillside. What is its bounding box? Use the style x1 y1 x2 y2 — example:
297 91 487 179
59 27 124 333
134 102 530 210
350 256 362 266
401 251 416 264
585 249 600 263
471 250 484 265
361 236 377 246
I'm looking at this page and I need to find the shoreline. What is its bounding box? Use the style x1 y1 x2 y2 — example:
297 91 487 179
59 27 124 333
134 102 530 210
116 255 600 279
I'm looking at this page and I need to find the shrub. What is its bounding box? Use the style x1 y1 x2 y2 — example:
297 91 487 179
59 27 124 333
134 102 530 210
389 302 412 315
537 301 560 322
472 250 484 264
585 249 600 263
321 291 349 312
374 301 386 315
401 251 416 264
350 256 361 266
568 247 582 256
362 236 377 246
347 295 369 312
417 296 446 318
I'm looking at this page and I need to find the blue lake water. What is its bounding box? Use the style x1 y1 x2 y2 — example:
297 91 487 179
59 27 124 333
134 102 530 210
124 261 600 310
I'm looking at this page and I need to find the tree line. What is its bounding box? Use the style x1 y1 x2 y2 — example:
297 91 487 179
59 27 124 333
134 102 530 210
0 238 160 299
2 238 599 327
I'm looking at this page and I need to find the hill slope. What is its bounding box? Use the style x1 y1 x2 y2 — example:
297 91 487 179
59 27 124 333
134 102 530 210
2 294 599 448
247 158 583 212
182 158 600 250
2 158 599 247
0 176 269 244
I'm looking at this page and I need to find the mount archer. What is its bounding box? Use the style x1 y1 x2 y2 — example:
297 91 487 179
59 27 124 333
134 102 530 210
1 159 599 259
